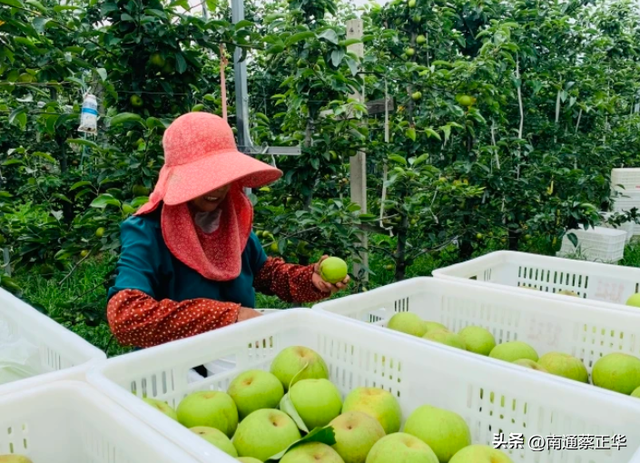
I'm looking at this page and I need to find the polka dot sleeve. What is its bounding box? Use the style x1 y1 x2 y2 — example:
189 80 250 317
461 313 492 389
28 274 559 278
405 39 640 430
107 289 241 348
253 257 330 303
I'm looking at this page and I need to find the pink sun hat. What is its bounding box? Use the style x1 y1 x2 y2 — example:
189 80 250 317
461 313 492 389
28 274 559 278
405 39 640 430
137 112 282 215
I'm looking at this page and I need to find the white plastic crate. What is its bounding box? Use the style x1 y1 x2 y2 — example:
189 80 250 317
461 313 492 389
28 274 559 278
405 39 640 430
314 276 640 375
87 309 640 463
600 212 635 243
0 381 200 463
0 288 106 396
611 168 640 192
611 191 640 236
557 226 626 263
432 250 640 307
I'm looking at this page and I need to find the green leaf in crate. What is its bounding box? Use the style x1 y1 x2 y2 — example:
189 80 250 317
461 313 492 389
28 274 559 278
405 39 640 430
279 393 309 433
267 426 337 461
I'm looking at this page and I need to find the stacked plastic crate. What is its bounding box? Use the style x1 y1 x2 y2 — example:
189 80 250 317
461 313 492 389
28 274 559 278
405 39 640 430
610 168 640 237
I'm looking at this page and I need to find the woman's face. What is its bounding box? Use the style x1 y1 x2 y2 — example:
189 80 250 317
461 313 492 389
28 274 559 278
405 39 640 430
190 184 231 213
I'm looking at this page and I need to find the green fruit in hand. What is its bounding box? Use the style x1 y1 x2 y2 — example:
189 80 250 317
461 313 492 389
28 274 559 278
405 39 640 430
232 409 301 461
281 442 345 463
177 391 238 437
404 405 471 463
227 370 284 420
342 387 402 434
319 257 348 284
489 341 538 363
270 346 329 391
387 312 427 337
130 95 144 107
191 426 238 457
416 35 426 45
537 352 588 383
149 52 166 68
458 326 496 356
411 91 422 101
143 397 177 421
290 379 343 429
95 227 106 238
330 411 385 463
423 322 447 334
405 47 416 57
0 456 34 463
237 458 263 463
422 329 466 350
592 353 640 395
449 445 514 463
366 433 438 463
512 359 548 372
626 293 640 307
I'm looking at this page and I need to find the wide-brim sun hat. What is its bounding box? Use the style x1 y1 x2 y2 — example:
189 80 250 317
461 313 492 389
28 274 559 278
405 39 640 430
137 112 282 215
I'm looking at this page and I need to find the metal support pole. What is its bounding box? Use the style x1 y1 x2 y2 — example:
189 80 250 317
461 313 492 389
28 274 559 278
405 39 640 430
347 19 368 283
232 0 253 156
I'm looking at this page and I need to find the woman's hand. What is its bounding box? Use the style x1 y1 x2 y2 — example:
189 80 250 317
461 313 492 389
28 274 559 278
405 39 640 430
237 307 263 322
312 255 351 295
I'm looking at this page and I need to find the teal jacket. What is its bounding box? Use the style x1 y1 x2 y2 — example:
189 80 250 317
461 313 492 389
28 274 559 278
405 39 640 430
107 206 268 308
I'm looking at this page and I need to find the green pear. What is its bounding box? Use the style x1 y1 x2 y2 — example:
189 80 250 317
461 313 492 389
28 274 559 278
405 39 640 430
330 411 386 463
422 329 466 350
342 387 402 434
512 359 548 372
626 293 640 308
281 442 345 463
592 353 640 394
190 426 238 457
423 322 447 334
489 341 538 363
233 409 301 461
537 352 588 383
365 433 438 463
458 326 496 356
320 257 348 284
177 391 238 437
449 445 513 463
142 397 178 420
228 369 284 419
270 346 329 391
236 458 262 463
0 456 33 463
290 379 342 429
387 312 427 337
403 405 471 462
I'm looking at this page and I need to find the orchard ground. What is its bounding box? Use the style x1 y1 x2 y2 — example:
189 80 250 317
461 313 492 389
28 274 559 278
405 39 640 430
14 234 640 357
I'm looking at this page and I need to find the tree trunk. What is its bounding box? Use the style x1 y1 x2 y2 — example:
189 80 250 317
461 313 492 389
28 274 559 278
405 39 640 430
508 228 520 251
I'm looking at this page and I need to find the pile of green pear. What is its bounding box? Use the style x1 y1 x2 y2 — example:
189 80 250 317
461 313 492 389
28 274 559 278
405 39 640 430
141 345 514 462
387 312 640 398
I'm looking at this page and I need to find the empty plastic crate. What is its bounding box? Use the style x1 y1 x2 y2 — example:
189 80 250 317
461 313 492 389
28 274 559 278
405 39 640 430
0 381 200 463
557 226 626 263
0 288 106 396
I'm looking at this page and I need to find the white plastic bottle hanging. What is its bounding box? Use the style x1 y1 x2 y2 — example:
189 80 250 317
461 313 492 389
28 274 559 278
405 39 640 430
78 93 98 134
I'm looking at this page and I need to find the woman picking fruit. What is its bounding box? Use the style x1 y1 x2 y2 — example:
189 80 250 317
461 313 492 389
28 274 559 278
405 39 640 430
107 112 350 349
